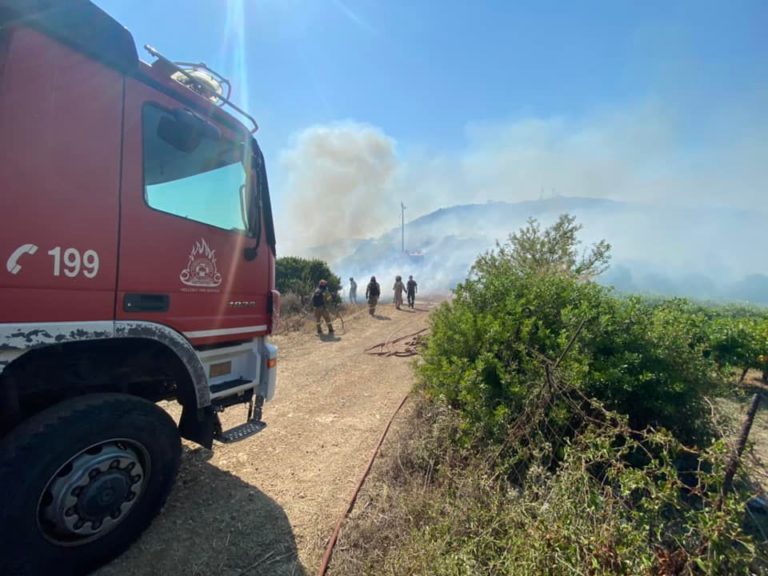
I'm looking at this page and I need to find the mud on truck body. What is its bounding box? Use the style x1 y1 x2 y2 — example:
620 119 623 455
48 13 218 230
0 1 280 573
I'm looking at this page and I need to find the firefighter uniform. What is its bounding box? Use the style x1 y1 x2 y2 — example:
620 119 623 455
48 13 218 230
312 281 334 334
406 276 418 308
366 276 380 315
393 276 405 309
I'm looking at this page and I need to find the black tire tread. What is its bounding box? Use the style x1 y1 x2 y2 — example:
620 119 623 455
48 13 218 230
0 393 181 576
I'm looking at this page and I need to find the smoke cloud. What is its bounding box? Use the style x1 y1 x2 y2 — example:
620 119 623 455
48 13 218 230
278 123 396 257
274 97 768 303
396 97 768 215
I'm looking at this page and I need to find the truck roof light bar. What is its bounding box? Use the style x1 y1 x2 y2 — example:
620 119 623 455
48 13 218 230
144 45 258 133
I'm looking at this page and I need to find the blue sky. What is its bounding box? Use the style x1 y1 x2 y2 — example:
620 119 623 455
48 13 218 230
96 0 768 253
98 0 767 149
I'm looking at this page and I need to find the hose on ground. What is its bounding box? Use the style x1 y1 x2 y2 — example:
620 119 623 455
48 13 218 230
316 393 411 576
364 328 428 357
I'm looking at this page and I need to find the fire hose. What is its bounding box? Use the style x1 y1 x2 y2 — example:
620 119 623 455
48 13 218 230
316 327 428 573
316 392 411 576
364 328 428 357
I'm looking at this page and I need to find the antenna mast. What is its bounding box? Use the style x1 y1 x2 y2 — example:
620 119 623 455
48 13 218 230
401 202 406 253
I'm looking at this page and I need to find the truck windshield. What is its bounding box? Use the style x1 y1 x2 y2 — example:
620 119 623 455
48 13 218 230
142 104 248 232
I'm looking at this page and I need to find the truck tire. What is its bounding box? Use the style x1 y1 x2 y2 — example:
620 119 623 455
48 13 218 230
0 393 181 576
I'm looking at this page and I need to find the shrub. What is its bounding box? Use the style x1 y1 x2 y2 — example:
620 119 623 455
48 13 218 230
279 292 304 316
337 218 765 576
331 216 765 576
276 256 341 303
703 311 768 380
473 213 611 282
419 216 719 445
332 394 761 576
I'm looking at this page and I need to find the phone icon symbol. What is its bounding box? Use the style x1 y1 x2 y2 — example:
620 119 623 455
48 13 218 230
6 244 39 275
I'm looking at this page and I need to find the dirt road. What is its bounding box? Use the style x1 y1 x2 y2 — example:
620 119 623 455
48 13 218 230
95 301 434 576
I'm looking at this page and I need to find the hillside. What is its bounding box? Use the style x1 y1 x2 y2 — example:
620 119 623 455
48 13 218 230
330 196 768 304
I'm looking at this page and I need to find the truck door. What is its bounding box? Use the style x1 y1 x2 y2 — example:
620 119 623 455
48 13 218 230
116 77 271 345
0 27 121 323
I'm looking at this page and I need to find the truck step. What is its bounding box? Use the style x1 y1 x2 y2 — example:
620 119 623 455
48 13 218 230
218 420 266 443
210 378 251 396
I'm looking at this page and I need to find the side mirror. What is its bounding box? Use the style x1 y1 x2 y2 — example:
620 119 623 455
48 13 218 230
242 153 262 261
157 109 221 152
243 176 260 260
247 154 263 237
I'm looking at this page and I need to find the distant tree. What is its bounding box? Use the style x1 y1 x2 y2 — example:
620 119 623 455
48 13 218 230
276 256 341 304
473 214 611 281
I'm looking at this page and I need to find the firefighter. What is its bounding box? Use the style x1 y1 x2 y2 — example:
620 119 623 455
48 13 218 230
312 279 334 335
406 275 418 308
349 277 358 304
366 275 380 316
393 275 406 310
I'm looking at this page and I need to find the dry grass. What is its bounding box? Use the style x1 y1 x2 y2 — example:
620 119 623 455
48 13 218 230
329 385 768 576
277 294 370 335
327 396 467 576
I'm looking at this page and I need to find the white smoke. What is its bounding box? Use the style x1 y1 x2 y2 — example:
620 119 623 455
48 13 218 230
397 98 768 215
277 123 397 257
274 97 768 301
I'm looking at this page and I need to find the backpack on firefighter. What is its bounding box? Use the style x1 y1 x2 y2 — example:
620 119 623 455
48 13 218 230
312 287 326 308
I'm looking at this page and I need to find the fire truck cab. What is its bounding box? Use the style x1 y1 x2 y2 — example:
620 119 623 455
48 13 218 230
0 1 279 573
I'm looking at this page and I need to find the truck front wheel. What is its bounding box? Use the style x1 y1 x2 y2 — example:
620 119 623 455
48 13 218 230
0 393 181 575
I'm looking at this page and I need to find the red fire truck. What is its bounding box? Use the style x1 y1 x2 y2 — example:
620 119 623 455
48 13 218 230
0 1 279 573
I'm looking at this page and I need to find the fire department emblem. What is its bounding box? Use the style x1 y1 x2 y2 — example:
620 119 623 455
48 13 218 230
180 239 222 287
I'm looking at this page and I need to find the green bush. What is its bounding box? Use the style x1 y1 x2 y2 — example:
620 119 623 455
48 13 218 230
275 256 341 304
419 216 720 445
702 311 768 379
332 216 765 576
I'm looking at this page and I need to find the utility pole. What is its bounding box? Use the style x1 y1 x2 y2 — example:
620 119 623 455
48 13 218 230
400 201 406 253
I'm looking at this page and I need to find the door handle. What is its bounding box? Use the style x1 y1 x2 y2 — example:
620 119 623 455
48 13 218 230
124 293 170 312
